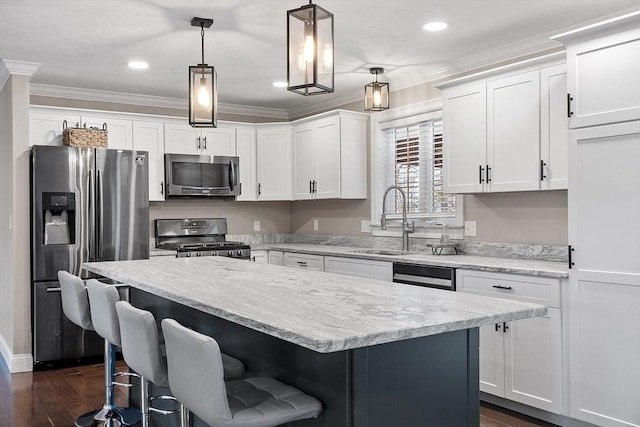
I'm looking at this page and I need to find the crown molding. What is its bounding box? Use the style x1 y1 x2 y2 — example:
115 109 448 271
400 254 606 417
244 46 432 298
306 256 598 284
29 84 290 120
1 60 40 91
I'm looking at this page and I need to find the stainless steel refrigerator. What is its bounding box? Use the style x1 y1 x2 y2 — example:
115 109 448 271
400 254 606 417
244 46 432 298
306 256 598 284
30 145 149 367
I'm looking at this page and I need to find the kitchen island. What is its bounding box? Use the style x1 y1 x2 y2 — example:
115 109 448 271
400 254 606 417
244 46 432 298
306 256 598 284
84 257 547 427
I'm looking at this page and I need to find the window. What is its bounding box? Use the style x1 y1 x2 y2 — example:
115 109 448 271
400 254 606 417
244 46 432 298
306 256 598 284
380 118 455 216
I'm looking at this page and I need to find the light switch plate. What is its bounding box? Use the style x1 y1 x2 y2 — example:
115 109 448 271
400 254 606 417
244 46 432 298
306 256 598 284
254 220 260 232
464 221 476 237
313 219 319 231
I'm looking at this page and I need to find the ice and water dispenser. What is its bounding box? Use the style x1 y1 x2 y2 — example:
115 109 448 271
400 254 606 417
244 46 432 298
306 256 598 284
41 192 75 245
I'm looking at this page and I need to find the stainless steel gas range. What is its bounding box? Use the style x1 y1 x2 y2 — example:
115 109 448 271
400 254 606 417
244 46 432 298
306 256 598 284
155 218 251 260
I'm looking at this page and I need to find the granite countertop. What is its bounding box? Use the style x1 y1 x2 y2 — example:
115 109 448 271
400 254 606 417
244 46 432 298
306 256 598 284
149 247 176 257
251 243 569 278
83 257 547 353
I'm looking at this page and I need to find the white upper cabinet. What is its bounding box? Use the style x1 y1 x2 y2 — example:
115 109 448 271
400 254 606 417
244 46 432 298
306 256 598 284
440 57 568 194
552 12 640 128
540 64 568 190
164 122 236 156
30 108 82 146
256 124 292 201
236 125 257 201
486 70 541 192
443 83 487 193
292 110 367 200
132 121 165 201
82 115 133 150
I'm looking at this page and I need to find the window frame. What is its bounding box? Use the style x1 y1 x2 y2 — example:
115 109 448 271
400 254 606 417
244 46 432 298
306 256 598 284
369 99 463 239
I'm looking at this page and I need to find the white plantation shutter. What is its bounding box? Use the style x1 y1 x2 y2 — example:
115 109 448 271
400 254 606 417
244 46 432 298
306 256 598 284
381 118 455 215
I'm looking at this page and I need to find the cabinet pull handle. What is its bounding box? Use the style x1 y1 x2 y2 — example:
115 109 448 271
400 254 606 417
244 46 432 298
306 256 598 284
567 93 574 118
568 245 574 269
479 165 485 184
495 323 501 332
309 180 313 194
492 285 512 290
197 136 201 150
296 261 308 266
203 136 207 150
540 160 547 181
258 183 262 195
313 180 317 193
503 322 509 334
160 181 164 195
252 256 256 262
486 165 491 183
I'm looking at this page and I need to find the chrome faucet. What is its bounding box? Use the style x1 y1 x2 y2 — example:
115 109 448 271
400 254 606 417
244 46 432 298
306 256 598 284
381 185 415 252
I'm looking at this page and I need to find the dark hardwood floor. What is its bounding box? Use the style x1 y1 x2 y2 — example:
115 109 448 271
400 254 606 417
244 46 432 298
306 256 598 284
0 355 555 427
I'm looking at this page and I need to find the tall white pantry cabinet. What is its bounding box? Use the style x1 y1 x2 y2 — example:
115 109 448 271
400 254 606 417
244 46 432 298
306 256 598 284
553 12 640 427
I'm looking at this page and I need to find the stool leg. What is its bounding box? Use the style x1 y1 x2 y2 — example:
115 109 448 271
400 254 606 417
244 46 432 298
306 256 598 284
140 377 150 427
180 403 189 427
94 340 118 423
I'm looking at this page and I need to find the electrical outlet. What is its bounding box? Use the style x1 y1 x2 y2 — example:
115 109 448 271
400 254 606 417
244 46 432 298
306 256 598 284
313 219 319 231
254 220 260 232
464 221 477 237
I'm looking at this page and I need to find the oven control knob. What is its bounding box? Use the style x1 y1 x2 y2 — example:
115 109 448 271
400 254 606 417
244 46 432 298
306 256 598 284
228 250 233 256
212 251 218 256
185 252 191 257
237 250 242 256
196 252 201 257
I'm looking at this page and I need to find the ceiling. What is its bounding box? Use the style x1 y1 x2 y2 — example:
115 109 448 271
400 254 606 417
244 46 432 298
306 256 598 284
1 0 638 118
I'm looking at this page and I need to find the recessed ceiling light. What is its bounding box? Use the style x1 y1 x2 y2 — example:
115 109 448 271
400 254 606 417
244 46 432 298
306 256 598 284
272 81 288 88
127 61 149 70
422 22 448 32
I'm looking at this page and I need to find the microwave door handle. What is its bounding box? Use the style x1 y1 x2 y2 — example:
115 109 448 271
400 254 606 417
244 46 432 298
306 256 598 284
229 160 236 190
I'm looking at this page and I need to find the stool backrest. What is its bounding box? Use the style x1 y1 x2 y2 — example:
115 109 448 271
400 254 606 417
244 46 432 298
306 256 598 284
115 301 168 387
86 279 122 346
161 319 232 426
58 271 94 331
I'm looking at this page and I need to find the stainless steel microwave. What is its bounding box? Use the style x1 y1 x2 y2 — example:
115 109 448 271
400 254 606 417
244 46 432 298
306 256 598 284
165 153 240 198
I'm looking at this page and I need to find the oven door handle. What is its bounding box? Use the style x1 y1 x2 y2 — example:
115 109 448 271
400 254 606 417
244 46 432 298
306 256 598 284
392 273 453 289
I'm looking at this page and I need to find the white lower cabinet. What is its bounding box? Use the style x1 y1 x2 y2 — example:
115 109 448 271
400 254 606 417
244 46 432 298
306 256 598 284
251 250 268 264
457 269 563 414
268 251 283 266
324 256 392 282
283 253 324 272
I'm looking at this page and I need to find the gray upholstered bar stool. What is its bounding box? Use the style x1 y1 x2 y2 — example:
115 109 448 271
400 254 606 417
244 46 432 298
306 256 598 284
58 270 100 427
162 318 323 427
86 279 141 426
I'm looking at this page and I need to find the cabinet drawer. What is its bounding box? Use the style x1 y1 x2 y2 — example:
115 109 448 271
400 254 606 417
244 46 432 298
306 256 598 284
457 269 560 308
284 253 324 271
268 250 283 266
324 256 392 282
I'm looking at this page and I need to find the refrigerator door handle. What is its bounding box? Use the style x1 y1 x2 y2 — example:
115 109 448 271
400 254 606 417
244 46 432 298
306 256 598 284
88 169 96 261
97 169 104 259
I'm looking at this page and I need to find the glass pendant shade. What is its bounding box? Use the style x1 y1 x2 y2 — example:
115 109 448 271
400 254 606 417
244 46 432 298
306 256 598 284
365 68 389 111
287 2 334 96
189 65 217 127
188 17 217 128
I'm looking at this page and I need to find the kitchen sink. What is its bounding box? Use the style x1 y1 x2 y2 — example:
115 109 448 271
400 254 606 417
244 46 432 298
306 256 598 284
349 249 408 256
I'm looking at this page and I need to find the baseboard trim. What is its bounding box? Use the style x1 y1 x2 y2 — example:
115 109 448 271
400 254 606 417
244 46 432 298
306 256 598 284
481 393 600 427
0 333 33 373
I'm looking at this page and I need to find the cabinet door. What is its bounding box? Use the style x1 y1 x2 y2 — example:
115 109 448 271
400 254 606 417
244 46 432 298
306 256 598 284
315 116 341 199
283 252 324 271
133 121 165 201
504 308 562 414
479 323 505 397
82 116 133 150
339 115 367 199
251 251 268 264
201 126 236 156
268 251 283 266
324 256 392 282
256 125 292 201
443 83 487 193
540 65 568 190
236 127 257 201
30 110 81 146
293 124 316 200
568 122 640 427
487 71 540 192
565 24 640 128
164 123 200 155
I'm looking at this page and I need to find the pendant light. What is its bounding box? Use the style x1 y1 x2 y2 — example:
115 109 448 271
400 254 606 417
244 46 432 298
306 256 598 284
189 17 217 128
364 67 389 111
287 1 334 96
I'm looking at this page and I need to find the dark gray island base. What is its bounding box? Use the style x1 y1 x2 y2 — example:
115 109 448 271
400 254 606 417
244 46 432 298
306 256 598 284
131 288 479 427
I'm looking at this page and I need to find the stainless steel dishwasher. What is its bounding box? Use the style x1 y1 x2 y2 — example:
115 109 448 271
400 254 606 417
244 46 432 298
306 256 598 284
392 262 456 291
